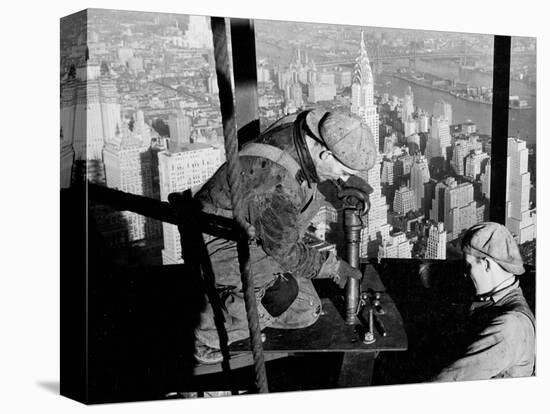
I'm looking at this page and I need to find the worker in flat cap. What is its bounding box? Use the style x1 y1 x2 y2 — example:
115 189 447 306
193 108 376 363
433 222 536 381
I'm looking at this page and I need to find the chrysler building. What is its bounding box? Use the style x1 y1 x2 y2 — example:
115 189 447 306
351 31 391 256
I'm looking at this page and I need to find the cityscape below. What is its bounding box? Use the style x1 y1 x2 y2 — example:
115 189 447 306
60 10 537 266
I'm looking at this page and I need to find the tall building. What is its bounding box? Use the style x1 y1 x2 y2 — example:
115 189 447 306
351 32 375 116
430 177 477 241
351 31 391 256
85 68 121 160
404 116 417 137
476 203 486 224
399 154 415 176
433 99 452 125
465 150 490 180
393 185 416 214
401 86 415 123
289 82 304 108
451 136 483 176
383 136 395 156
426 222 446 259
410 156 430 213
310 203 338 241
480 160 491 199
307 60 318 84
103 131 157 243
308 82 336 103
158 143 223 264
60 62 122 184
390 157 403 185
185 15 213 49
418 111 430 133
451 139 471 175
462 121 477 135
381 159 395 185
335 70 352 88
506 138 536 243
257 64 271 83
318 71 335 85
378 232 412 259
168 110 192 146
407 133 421 155
427 116 451 161
277 67 291 91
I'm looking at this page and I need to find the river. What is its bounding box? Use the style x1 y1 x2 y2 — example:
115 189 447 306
375 60 536 145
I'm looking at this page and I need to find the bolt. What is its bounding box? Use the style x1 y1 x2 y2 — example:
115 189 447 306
363 308 376 344
363 331 375 344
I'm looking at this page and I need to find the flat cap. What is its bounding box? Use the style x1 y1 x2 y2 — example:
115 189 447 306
305 108 376 171
461 222 525 275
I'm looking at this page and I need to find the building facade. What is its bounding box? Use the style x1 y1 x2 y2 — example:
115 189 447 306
410 156 430 213
506 138 536 243
378 232 412 259
393 185 416 215
103 134 158 243
168 110 192 146
465 150 490 180
425 222 446 259
430 177 478 241
433 99 453 126
427 116 451 161
158 143 223 264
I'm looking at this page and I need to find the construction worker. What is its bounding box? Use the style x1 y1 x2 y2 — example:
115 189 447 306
433 222 536 381
193 108 376 363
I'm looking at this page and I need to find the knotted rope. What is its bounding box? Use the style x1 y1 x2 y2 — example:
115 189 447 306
210 17 269 394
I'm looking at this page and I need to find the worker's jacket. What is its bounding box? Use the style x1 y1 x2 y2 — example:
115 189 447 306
434 279 536 381
195 115 338 281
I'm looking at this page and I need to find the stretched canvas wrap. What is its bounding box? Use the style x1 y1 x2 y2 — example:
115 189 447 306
60 8 536 404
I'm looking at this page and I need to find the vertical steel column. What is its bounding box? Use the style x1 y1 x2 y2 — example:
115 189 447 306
230 18 260 148
489 36 511 224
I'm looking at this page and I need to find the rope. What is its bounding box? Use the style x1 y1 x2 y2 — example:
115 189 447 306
210 16 269 394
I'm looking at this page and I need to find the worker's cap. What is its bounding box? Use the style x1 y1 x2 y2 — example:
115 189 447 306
305 108 376 171
461 222 525 275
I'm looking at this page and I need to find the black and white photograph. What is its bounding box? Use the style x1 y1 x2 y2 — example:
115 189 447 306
1 0 547 413
59 6 538 402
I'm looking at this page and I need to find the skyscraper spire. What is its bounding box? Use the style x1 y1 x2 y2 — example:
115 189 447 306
353 30 373 86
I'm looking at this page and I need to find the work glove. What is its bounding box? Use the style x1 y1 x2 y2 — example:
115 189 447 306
316 253 362 288
336 175 372 219
342 175 373 197
332 260 362 289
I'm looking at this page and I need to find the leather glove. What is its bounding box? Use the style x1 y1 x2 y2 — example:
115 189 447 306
332 260 362 289
343 175 373 197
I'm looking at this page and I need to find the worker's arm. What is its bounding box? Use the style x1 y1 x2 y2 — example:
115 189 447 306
433 312 533 381
248 189 360 286
248 189 329 279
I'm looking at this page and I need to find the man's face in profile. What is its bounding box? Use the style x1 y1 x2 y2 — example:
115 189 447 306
463 253 492 295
